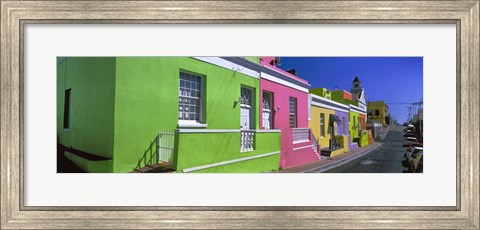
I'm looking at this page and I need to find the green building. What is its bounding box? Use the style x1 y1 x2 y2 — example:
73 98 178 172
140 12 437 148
57 57 281 173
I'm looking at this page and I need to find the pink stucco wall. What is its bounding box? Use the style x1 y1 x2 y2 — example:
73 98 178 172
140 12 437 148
260 78 319 169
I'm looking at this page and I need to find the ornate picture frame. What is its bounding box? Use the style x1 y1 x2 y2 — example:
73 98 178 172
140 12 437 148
1 1 478 229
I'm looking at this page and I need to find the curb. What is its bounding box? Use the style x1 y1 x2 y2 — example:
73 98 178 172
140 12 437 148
302 143 383 173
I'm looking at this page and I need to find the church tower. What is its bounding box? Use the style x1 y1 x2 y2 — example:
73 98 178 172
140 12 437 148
350 76 363 95
350 76 367 112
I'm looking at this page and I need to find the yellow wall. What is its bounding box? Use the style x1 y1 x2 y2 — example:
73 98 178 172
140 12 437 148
329 136 349 157
309 106 335 149
367 102 387 125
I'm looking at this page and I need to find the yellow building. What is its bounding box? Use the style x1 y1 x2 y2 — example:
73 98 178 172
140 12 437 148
367 101 390 126
309 94 350 157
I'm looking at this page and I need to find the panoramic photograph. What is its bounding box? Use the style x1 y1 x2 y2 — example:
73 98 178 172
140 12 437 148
57 57 423 173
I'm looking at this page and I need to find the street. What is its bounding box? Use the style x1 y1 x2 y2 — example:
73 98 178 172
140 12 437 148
319 125 407 173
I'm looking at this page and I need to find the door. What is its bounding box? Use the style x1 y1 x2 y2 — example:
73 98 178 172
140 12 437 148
262 91 273 129
240 87 253 130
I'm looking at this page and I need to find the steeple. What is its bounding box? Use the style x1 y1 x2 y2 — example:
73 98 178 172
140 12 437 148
350 76 364 101
350 76 367 111
352 76 361 88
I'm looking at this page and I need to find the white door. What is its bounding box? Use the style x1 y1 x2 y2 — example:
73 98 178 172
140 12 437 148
240 87 253 130
262 91 272 129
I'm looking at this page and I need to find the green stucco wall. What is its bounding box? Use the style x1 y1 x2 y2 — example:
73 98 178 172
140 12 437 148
331 91 359 107
349 111 360 142
58 57 280 173
310 88 331 99
245 57 260 64
358 130 369 147
112 57 262 172
175 131 281 173
57 57 116 172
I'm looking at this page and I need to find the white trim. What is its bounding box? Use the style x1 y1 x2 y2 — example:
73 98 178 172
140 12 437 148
178 71 205 123
310 94 350 111
260 72 309 93
262 65 311 87
176 129 237 133
176 129 282 133
177 122 208 128
311 101 349 113
349 104 367 115
192 57 260 79
308 94 312 120
293 145 314 151
182 151 281 173
293 139 310 144
255 129 281 133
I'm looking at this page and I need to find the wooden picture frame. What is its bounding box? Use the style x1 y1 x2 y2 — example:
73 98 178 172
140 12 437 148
1 1 478 229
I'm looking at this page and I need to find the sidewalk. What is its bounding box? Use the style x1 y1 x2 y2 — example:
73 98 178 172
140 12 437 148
279 142 382 173
378 125 390 140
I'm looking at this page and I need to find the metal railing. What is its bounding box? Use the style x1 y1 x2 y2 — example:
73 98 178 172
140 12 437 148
328 135 344 150
158 130 175 162
310 131 319 154
240 130 255 152
292 128 310 143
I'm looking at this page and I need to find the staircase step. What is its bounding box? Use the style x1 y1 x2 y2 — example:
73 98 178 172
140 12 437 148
131 162 174 173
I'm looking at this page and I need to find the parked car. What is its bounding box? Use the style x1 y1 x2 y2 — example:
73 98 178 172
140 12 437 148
404 146 423 158
402 147 423 173
403 137 418 147
403 131 416 138
406 143 423 150
403 125 415 132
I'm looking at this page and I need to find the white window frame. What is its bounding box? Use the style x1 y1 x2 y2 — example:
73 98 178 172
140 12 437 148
240 86 255 130
178 71 206 128
262 91 273 129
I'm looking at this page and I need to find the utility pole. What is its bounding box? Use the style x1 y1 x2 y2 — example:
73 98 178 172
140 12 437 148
407 106 412 122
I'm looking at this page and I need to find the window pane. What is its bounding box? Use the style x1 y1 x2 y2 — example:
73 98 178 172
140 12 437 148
289 97 297 128
179 72 202 121
63 89 71 129
240 87 252 106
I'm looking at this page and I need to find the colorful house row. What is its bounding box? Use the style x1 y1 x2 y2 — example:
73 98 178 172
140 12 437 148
57 57 320 173
307 77 370 157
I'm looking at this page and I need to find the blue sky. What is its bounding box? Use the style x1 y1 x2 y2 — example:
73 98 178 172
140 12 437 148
278 57 423 123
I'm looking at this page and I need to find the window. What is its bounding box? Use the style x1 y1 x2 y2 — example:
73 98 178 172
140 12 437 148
63 89 71 129
289 97 297 128
178 72 203 123
375 109 380 116
240 86 254 130
262 91 273 129
358 117 361 130
320 113 325 137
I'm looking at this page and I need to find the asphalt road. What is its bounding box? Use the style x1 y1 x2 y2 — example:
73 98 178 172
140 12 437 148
320 125 408 173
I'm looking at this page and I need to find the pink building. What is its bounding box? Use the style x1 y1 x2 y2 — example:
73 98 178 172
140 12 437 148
259 57 320 169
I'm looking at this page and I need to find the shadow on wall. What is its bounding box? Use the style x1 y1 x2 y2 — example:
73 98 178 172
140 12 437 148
57 144 86 173
208 71 238 122
202 132 234 173
133 135 159 171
